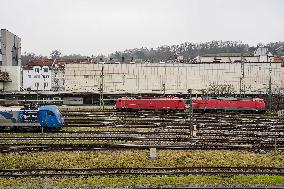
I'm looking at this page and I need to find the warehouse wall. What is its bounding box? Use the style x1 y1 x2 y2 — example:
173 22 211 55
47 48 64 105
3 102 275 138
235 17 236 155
65 62 281 94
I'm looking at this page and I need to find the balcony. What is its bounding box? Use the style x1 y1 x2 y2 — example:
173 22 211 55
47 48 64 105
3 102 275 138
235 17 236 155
0 71 11 82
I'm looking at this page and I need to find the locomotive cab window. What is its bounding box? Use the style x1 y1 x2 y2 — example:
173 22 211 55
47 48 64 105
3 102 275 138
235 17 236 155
48 111 55 116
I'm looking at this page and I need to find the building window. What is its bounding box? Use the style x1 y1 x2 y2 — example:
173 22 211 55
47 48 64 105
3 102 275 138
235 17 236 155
35 82 39 88
34 75 40 78
43 68 48 72
44 82 48 88
28 75 31 78
84 75 89 78
35 68 40 73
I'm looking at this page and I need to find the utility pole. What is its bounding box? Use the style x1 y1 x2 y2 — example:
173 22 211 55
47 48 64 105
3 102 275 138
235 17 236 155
269 60 272 111
188 89 194 134
163 63 167 96
36 84 39 106
99 64 104 110
189 89 193 119
240 55 245 98
162 83 165 96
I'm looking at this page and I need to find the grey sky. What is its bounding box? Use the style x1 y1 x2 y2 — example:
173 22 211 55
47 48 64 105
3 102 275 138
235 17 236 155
1 0 283 56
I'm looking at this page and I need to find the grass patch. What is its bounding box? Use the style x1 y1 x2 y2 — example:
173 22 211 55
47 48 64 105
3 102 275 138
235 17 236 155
0 175 284 188
0 150 284 169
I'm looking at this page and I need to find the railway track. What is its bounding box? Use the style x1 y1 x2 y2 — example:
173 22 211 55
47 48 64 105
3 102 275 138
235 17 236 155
0 135 283 141
0 166 283 177
0 143 282 152
1 110 284 152
2 129 283 137
1 133 283 152
62 111 284 133
0 130 192 135
61 111 279 120
63 123 284 133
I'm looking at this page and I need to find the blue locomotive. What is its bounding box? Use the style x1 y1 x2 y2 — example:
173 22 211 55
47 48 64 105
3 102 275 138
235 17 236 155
0 105 64 130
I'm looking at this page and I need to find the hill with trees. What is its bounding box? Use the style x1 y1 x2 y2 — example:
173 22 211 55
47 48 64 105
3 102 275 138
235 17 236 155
21 40 284 64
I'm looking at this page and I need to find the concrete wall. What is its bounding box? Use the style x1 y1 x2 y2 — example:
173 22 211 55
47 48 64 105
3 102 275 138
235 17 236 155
0 66 21 91
51 69 65 91
0 29 21 66
281 68 284 89
65 62 282 94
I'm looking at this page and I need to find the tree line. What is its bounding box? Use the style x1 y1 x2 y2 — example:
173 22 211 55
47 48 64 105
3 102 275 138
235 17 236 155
21 40 284 65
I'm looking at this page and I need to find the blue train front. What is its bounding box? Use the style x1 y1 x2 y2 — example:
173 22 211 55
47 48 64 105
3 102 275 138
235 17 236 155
0 105 64 129
37 105 64 128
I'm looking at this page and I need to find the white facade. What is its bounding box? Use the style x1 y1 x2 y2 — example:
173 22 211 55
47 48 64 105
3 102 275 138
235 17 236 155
0 66 21 91
254 47 271 56
65 62 282 94
22 66 52 91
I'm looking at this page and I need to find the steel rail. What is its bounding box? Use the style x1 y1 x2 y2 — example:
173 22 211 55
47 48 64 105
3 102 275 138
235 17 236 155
0 136 283 143
0 143 282 152
0 166 283 177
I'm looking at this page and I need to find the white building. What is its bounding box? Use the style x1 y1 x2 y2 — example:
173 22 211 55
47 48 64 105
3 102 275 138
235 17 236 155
22 59 65 91
254 47 271 56
22 66 52 91
65 62 282 94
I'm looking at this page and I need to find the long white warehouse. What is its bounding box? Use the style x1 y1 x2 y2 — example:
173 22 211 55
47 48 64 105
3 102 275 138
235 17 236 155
65 62 283 94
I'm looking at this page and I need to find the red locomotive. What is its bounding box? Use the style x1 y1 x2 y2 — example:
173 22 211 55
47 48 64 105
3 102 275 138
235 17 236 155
115 96 186 111
192 97 266 113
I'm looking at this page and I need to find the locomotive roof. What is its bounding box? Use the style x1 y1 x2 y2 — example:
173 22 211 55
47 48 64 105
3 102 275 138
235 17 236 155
39 105 59 112
119 97 183 100
195 97 263 101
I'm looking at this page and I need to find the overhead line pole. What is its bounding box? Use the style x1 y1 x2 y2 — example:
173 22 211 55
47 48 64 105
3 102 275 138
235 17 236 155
100 64 104 110
240 54 245 98
269 59 272 112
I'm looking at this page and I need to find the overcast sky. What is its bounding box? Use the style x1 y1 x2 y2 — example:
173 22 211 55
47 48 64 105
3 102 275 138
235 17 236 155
1 0 283 56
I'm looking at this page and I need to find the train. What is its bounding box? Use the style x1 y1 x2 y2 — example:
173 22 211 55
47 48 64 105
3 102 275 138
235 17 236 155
115 96 186 111
192 97 266 113
115 96 266 113
0 105 64 130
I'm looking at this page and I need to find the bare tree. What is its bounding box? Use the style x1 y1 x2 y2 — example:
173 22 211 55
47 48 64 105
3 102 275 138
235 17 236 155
50 50 62 59
21 52 47 65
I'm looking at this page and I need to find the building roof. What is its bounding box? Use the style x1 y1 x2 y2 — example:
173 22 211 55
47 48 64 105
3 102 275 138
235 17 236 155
22 59 54 69
22 58 90 70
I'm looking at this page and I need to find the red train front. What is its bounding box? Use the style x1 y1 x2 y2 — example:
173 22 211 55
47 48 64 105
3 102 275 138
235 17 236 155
116 96 186 111
192 97 266 113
